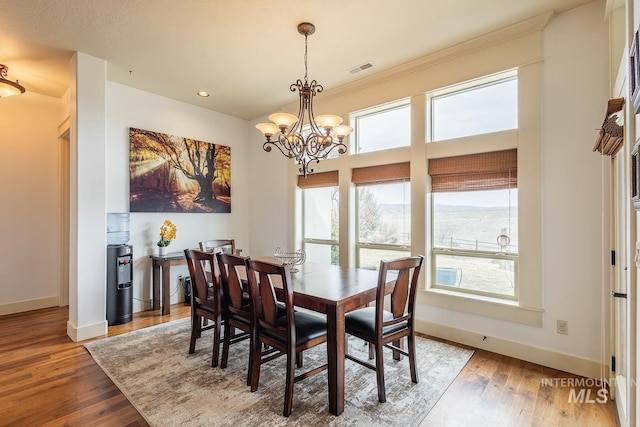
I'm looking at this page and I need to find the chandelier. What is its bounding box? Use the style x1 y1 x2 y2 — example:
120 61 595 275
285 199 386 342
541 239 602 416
255 22 352 177
0 64 26 98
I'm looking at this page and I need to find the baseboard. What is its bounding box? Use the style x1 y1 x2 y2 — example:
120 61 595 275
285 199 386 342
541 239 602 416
67 319 108 342
415 319 606 379
0 296 59 316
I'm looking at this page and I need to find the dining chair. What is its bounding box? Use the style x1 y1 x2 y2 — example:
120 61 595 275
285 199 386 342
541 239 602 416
245 258 328 417
216 252 253 384
199 239 235 255
344 255 424 403
197 239 234 325
184 249 223 367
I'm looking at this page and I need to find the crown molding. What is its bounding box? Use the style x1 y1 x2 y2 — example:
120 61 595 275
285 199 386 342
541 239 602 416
280 10 554 112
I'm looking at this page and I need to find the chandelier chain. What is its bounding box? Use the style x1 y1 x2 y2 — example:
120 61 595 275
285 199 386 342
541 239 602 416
304 33 308 83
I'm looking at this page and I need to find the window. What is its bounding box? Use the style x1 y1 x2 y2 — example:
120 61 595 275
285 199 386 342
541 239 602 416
429 150 518 299
353 163 411 269
299 172 339 265
429 74 517 142
354 101 410 154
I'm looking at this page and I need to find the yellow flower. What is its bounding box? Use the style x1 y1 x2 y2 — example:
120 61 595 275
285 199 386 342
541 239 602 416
158 220 177 247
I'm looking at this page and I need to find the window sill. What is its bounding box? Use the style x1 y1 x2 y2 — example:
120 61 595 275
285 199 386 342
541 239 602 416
417 287 543 327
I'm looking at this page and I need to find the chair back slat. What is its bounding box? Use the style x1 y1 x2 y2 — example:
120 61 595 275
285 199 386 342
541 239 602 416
216 253 248 310
258 271 279 326
390 268 410 317
246 259 293 341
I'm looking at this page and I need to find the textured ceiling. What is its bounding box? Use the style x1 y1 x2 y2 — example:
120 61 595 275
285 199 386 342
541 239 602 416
0 0 597 120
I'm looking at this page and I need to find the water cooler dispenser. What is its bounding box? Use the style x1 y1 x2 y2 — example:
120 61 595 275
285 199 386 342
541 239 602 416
106 213 133 326
106 244 133 325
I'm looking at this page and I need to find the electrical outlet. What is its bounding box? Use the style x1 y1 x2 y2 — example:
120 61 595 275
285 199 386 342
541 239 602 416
557 320 568 335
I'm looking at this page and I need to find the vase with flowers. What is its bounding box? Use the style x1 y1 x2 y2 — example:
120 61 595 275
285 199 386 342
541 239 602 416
157 220 177 256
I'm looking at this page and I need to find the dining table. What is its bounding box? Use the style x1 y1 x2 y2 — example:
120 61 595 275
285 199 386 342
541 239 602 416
270 261 393 416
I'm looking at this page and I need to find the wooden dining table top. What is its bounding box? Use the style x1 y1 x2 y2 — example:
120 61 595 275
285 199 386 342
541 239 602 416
252 259 388 310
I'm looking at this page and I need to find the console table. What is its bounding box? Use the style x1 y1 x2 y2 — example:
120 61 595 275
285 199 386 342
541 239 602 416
149 252 186 315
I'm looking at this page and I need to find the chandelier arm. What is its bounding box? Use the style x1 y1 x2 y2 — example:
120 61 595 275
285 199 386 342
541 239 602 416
279 132 306 158
263 140 296 159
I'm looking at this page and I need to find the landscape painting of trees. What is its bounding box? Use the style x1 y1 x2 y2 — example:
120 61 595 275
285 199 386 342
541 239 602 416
129 127 231 213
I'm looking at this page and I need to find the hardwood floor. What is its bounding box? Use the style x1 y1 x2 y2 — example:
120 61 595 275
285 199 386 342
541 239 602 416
0 306 618 426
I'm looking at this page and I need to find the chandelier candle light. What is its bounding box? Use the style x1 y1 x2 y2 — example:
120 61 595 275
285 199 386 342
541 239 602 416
255 22 353 177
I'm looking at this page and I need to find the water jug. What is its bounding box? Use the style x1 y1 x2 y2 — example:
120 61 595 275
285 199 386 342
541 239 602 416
107 212 130 245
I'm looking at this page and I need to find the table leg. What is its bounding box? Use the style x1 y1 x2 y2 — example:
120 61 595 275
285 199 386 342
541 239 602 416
152 261 160 311
161 262 171 316
326 304 345 415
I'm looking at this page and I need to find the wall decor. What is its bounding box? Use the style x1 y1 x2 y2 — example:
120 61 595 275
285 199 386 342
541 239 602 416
593 98 624 157
129 127 231 213
631 29 640 113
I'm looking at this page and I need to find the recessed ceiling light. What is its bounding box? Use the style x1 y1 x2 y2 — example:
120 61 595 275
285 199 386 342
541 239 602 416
197 91 210 97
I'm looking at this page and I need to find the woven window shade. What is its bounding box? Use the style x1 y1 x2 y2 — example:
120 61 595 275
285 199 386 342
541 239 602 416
429 149 517 192
352 162 410 185
297 170 339 189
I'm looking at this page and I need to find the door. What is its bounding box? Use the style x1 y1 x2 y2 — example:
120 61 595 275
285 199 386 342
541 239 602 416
612 145 633 426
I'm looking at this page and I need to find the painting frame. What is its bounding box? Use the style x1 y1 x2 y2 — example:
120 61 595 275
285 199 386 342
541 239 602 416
129 127 231 213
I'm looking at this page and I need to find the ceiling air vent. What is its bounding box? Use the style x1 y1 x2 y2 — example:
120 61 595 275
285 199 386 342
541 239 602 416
348 63 373 74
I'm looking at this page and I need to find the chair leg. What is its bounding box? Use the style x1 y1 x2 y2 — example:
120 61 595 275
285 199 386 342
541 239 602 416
368 342 375 360
296 351 303 368
250 338 262 392
408 333 418 384
392 338 402 361
220 318 231 369
375 341 386 403
211 315 221 367
283 351 295 417
246 327 256 386
189 313 200 354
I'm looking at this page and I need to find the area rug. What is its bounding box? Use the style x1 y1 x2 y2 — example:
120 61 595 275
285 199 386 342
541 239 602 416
85 318 473 426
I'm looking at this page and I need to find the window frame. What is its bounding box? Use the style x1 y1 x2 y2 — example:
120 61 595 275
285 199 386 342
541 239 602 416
354 179 411 269
299 175 340 266
430 191 520 300
424 72 521 303
426 70 518 143
352 99 411 154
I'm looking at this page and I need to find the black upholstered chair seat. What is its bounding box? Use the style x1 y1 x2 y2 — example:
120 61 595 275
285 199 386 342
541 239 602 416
268 312 327 346
198 302 218 315
345 307 407 337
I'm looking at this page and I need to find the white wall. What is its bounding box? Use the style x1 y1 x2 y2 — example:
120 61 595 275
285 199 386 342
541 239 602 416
0 92 64 314
541 1 610 363
248 116 292 256
106 82 250 310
